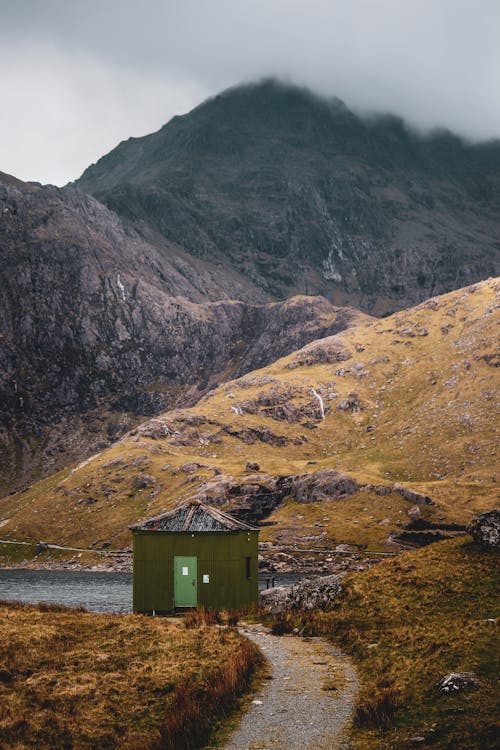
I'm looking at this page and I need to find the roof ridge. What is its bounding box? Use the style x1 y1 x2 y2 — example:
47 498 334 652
130 499 259 532
182 504 197 531
205 504 256 530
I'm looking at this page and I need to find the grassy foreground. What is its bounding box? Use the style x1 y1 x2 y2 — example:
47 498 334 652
267 538 499 749
0 603 262 750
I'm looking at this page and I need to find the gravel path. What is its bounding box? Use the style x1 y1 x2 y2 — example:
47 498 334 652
222 623 358 750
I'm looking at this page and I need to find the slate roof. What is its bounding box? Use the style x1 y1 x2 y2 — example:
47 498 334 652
130 500 259 533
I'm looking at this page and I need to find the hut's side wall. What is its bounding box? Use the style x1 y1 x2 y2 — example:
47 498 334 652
133 531 258 613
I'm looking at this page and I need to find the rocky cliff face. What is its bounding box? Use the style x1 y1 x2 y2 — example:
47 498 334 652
77 80 500 313
0 172 369 493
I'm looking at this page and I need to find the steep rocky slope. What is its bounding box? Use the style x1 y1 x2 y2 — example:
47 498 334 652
77 80 500 313
1 279 497 562
0 171 368 493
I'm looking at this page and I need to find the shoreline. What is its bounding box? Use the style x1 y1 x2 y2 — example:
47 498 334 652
0 549 390 576
0 559 132 573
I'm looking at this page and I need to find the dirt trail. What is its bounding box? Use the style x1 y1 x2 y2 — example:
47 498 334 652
221 623 358 750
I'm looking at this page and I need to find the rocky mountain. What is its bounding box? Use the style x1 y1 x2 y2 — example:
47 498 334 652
0 171 369 493
2 80 499 511
1 279 497 563
77 79 500 313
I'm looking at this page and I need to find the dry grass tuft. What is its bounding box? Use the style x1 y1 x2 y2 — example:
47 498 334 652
157 636 260 750
182 607 222 628
35 600 88 613
354 688 402 730
270 618 294 636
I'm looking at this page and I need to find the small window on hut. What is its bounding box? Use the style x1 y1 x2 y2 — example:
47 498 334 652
245 556 251 579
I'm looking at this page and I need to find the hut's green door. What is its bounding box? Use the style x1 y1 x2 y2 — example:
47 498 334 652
174 556 198 607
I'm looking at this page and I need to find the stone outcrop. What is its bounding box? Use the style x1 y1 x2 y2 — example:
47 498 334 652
438 672 481 693
260 575 342 614
134 473 157 490
184 467 363 525
286 336 352 368
233 384 330 424
188 475 286 526
288 470 360 503
467 510 500 548
393 484 435 506
337 392 363 412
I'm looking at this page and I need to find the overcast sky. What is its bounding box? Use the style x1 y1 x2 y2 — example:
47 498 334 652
1 0 499 186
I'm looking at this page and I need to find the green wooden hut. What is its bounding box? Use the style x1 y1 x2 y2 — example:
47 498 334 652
130 499 259 613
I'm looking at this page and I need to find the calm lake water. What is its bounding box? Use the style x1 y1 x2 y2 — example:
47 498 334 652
0 569 308 613
0 569 134 613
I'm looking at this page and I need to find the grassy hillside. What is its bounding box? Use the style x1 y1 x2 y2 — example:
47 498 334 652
0 278 498 562
266 537 499 750
0 602 261 750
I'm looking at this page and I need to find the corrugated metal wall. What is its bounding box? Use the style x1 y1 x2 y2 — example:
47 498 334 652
133 531 259 612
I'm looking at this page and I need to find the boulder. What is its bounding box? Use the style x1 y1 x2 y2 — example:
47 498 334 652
286 336 351 368
138 419 173 439
394 483 435 506
407 505 421 521
467 509 500 548
337 392 363 412
135 473 157 489
246 461 261 472
438 672 480 693
260 586 290 612
260 575 342 614
180 462 204 474
290 469 359 503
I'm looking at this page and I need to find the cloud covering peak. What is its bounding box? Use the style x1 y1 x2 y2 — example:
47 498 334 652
1 0 499 184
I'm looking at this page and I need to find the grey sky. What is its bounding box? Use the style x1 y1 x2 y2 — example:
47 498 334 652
1 0 499 185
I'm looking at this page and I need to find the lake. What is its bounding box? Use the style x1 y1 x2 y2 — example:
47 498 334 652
0 569 309 613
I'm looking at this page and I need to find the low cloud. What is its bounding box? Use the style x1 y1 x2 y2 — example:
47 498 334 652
1 0 499 184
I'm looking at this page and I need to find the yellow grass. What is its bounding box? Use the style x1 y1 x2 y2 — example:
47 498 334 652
260 491 410 551
0 602 262 750
264 538 499 749
1 278 498 560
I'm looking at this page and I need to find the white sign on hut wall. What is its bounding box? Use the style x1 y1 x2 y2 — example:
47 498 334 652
182 567 189 576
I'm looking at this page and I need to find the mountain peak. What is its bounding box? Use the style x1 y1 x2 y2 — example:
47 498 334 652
76 79 500 311
197 77 349 116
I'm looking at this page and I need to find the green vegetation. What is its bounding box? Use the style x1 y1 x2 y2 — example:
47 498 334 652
0 602 262 750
